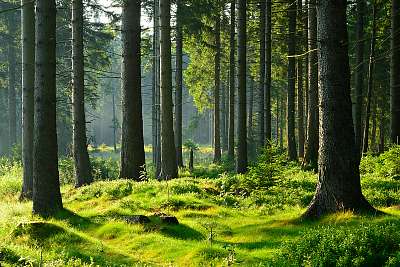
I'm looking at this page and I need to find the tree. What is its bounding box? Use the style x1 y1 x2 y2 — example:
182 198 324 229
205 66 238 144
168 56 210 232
160 0 178 179
120 0 146 180
297 0 305 158
303 0 318 169
258 0 266 147
21 0 35 199
7 10 16 149
213 9 221 163
391 0 400 144
304 0 374 218
175 0 184 167
33 0 63 215
228 0 236 159
287 0 297 161
72 0 93 186
354 0 366 153
236 0 247 173
265 0 271 143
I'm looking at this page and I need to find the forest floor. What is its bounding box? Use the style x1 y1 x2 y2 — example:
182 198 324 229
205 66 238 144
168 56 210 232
1 146 400 266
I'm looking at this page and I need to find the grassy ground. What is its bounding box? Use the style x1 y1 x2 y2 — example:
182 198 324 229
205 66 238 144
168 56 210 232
0 147 400 266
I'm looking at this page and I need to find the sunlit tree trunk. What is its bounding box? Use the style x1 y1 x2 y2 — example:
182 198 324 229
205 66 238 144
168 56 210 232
33 0 63 215
72 0 93 186
21 0 35 199
303 0 375 218
120 0 146 180
160 0 178 179
236 0 247 173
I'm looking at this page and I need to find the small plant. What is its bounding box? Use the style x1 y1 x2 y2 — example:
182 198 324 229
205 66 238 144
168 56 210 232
202 222 218 247
183 139 199 172
223 244 236 266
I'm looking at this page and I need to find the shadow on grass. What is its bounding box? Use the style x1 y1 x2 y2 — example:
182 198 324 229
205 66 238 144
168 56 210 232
160 223 204 240
54 208 101 230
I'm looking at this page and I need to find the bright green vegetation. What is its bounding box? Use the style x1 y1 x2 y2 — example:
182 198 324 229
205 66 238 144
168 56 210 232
1 147 400 266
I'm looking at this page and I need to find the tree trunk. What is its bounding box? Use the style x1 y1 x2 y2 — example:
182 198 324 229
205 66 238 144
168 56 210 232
362 3 377 154
160 0 178 179
379 111 385 153
228 0 236 159
175 0 184 167
112 87 117 152
303 0 375 218
152 0 158 165
214 11 221 163
120 0 146 180
248 78 254 137
33 0 63 215
72 0 93 186
354 0 366 154
258 0 266 147
236 0 247 174
155 0 162 177
21 0 35 199
221 82 228 151
287 0 297 161
8 11 17 149
303 0 318 169
391 0 400 144
371 100 377 152
265 0 272 143
297 0 304 159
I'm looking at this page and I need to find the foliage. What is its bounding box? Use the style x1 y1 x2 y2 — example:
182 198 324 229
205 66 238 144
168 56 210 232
360 146 400 179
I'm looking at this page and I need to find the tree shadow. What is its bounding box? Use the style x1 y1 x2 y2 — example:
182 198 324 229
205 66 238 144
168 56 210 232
53 208 100 230
159 223 204 240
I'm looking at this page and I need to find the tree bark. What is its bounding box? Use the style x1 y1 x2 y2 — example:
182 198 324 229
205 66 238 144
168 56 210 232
354 0 366 154
152 0 158 165
303 0 375 218
21 0 35 199
287 0 297 161
228 0 236 159
213 11 221 163
160 0 178 179
265 0 272 143
8 11 17 149
259 0 266 147
33 0 63 215
72 0 93 186
175 0 184 167
391 0 400 144
303 0 318 169
236 0 247 174
120 0 146 180
297 0 304 159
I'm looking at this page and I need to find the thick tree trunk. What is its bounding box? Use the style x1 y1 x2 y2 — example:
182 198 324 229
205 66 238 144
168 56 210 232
160 0 178 179
155 0 162 176
287 0 297 161
152 0 158 165
8 11 17 149
214 12 221 163
362 3 377 154
228 0 236 159
297 0 304 159
33 0 63 215
354 0 366 154
265 0 272 143
21 0 35 199
303 0 318 169
236 0 247 174
72 0 93 186
303 0 375 218
391 0 400 144
175 0 184 167
258 0 266 147
120 0 146 180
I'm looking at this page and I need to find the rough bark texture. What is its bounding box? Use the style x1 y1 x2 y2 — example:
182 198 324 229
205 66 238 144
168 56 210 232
175 0 184 167
236 0 247 174
214 12 221 163
33 0 63 215
8 11 17 148
354 0 365 153
287 0 297 161
120 0 146 180
160 0 178 179
303 0 318 169
228 0 236 159
152 0 158 165
362 4 377 154
72 0 93 186
297 0 304 159
265 0 272 143
391 0 400 144
258 0 266 147
303 0 375 218
21 0 35 199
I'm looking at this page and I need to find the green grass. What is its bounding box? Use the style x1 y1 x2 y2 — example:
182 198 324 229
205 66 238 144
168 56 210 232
1 147 400 266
